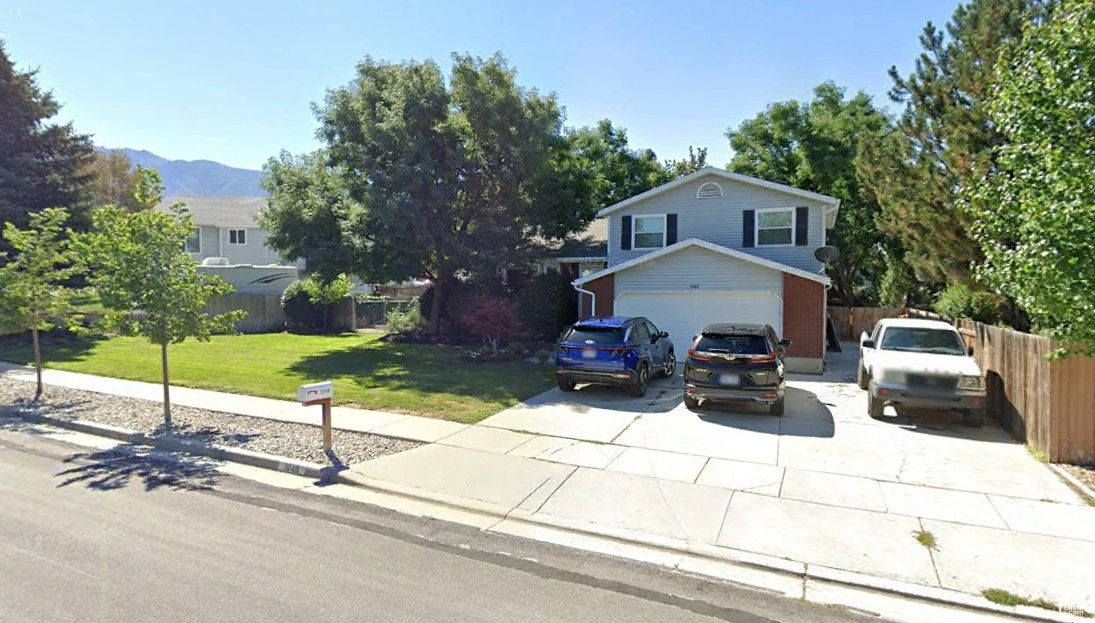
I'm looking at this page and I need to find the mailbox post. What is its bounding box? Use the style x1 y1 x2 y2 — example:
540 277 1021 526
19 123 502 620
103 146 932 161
297 381 334 452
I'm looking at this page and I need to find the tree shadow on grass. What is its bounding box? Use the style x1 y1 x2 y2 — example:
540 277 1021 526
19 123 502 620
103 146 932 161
0 333 105 366
55 446 220 492
287 341 553 405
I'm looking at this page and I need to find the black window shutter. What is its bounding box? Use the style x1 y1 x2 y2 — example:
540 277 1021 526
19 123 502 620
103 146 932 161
621 215 632 250
666 214 677 246
743 210 755 247
795 207 809 246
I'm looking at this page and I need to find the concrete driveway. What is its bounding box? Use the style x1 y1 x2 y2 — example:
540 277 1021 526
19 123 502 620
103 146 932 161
479 346 1077 505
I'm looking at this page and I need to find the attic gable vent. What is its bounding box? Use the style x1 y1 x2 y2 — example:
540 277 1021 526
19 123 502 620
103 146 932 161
696 181 723 199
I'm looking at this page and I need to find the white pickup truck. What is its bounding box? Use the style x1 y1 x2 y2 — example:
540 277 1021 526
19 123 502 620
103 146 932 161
858 318 986 427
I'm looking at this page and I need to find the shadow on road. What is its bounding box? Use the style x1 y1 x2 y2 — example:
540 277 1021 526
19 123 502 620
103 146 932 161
56 446 221 492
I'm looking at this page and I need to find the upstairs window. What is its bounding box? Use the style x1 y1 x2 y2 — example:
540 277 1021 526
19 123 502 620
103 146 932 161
756 208 793 246
632 215 666 249
228 229 247 245
184 228 201 253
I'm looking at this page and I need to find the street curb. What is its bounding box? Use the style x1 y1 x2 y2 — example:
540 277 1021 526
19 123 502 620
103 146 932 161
1050 464 1095 503
11 410 330 482
9 410 1081 623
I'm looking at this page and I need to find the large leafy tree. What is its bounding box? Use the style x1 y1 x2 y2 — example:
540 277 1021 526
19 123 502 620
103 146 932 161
83 170 244 425
968 0 1095 356
0 209 85 401
260 151 361 279
566 120 672 208
85 150 143 211
727 82 892 305
0 42 95 240
269 54 599 333
858 0 1043 290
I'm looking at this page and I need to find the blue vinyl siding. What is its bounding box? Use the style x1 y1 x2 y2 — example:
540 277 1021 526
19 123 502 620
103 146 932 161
606 173 829 274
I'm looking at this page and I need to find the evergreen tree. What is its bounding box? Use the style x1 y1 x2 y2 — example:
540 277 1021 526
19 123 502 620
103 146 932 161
859 0 1044 289
0 42 95 241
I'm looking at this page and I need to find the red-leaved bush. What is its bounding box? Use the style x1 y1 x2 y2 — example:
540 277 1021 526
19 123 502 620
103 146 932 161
460 297 520 355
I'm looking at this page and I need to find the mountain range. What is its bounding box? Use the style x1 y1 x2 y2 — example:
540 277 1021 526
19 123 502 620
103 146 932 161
95 147 266 197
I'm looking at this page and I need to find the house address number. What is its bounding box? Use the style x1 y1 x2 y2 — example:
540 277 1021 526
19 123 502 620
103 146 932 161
689 284 700 289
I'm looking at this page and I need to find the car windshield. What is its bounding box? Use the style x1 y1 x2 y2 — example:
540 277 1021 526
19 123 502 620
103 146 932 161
564 326 625 345
695 333 769 355
879 327 966 355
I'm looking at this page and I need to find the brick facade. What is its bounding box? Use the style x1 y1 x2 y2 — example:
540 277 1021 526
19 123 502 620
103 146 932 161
579 274 615 318
782 273 825 359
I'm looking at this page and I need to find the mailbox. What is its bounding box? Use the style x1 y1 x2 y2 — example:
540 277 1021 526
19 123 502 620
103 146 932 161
298 381 334 404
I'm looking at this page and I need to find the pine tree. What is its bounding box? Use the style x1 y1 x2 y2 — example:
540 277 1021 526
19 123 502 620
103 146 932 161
859 0 1045 288
0 42 95 243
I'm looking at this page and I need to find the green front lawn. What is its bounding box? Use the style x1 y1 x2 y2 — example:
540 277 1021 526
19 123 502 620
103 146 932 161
0 333 554 424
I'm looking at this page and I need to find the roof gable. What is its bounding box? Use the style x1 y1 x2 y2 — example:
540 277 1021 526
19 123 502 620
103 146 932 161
573 238 831 286
597 167 840 227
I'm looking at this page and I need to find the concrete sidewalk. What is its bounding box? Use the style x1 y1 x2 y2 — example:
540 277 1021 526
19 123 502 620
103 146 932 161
0 361 468 442
3 359 1093 617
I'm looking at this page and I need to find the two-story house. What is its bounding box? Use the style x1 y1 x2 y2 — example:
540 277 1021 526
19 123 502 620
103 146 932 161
570 167 839 373
162 196 305 268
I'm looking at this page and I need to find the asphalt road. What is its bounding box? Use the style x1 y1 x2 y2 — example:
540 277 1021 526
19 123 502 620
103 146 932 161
0 425 882 623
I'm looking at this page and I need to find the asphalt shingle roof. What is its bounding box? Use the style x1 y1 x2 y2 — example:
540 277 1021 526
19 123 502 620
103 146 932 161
157 196 267 229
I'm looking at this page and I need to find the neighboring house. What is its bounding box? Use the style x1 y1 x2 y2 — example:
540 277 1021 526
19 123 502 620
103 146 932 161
536 218 608 281
571 167 839 373
159 196 304 269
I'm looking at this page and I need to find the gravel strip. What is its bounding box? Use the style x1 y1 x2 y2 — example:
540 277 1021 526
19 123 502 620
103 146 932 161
1059 463 1095 502
0 378 422 466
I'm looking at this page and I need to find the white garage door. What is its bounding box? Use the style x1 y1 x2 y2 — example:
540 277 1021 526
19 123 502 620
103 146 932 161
614 291 782 346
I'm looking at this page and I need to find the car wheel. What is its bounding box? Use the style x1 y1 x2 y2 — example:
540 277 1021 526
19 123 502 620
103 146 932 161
857 363 868 390
683 395 699 409
662 351 676 378
770 397 785 416
557 378 576 392
630 363 649 398
963 408 984 428
867 386 885 419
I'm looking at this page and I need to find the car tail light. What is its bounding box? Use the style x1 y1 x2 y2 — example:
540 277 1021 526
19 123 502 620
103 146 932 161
687 348 713 362
750 354 777 364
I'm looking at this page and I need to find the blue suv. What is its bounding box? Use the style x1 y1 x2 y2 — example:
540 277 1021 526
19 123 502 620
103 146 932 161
555 316 676 397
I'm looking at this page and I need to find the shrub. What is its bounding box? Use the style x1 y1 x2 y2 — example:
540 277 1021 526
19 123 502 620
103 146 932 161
418 273 511 335
934 283 1000 324
384 298 422 334
281 274 353 333
517 271 578 339
281 281 325 331
460 297 520 355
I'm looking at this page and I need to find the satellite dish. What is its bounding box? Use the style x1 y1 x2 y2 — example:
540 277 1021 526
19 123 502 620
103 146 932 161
814 245 841 264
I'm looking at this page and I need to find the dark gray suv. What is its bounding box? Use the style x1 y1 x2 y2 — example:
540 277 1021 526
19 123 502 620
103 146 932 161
682 323 790 414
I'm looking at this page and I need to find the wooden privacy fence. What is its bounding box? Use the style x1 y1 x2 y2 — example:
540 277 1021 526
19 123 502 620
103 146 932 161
207 293 286 333
957 319 1095 464
207 294 356 334
830 306 1095 463
828 307 907 341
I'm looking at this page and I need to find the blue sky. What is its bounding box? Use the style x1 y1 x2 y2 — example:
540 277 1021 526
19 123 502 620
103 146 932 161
2 1 958 171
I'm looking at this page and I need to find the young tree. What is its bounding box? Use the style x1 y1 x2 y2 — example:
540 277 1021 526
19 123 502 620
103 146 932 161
269 53 599 335
968 0 1095 356
858 0 1044 290
726 82 893 306
0 209 85 401
0 42 95 243
84 170 244 425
